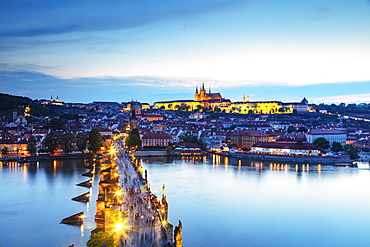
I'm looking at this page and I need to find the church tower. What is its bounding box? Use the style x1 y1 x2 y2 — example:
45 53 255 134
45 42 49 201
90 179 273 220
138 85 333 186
199 83 206 101
129 102 138 130
194 87 200 101
242 95 250 102
13 110 17 122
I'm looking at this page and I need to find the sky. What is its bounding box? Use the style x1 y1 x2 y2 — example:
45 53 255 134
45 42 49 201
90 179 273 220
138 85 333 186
1 0 370 104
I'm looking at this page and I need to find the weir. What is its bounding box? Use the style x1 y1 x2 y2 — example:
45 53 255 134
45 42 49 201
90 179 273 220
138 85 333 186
92 136 182 247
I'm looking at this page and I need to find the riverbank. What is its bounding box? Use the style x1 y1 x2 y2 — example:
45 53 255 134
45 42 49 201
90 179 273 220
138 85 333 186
211 151 353 164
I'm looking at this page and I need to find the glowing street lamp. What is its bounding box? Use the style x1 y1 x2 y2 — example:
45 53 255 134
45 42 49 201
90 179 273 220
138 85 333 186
109 148 117 155
114 222 124 233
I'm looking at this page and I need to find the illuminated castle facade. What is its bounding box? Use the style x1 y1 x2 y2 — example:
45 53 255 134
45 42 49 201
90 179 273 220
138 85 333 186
194 83 223 101
153 84 308 114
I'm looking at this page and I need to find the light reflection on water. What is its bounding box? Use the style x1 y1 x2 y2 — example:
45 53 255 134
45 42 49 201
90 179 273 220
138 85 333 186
141 155 370 247
0 159 100 247
1 156 369 247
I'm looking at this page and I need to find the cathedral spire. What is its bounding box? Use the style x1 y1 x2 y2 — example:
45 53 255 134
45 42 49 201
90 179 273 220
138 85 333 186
202 83 205 91
209 87 211 94
195 86 198 93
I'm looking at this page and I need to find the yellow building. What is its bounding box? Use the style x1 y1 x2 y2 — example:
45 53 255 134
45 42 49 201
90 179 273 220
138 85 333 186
229 101 293 114
153 84 307 114
153 84 229 111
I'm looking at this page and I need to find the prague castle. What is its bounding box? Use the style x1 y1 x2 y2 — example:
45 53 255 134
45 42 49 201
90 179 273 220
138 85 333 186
194 83 222 101
153 84 308 114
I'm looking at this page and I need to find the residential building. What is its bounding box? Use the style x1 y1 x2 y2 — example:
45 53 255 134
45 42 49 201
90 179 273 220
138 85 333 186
142 132 172 147
306 129 347 145
230 130 275 149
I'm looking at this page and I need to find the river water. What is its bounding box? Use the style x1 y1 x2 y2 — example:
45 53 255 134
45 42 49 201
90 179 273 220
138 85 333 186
0 156 369 247
140 155 370 247
0 159 100 247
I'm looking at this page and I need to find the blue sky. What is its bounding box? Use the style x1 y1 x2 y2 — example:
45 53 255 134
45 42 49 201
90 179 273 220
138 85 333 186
1 0 369 104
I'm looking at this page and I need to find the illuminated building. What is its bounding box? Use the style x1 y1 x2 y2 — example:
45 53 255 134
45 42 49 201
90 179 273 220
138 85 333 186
153 84 308 114
142 132 172 147
251 141 320 156
39 95 65 106
230 130 276 149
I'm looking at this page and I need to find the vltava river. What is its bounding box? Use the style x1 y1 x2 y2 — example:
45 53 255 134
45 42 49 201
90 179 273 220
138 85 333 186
141 155 370 247
0 159 100 247
0 156 369 247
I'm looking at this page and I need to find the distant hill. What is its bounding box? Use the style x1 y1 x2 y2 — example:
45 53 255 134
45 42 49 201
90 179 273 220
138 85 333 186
0 93 97 122
0 93 56 121
0 93 33 109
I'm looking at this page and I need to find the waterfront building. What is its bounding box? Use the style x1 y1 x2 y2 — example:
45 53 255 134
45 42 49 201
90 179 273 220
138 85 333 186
306 129 347 145
0 137 28 155
251 141 321 156
142 132 172 147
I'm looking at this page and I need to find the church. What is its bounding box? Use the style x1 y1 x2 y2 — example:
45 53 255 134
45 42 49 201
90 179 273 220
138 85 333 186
194 83 223 101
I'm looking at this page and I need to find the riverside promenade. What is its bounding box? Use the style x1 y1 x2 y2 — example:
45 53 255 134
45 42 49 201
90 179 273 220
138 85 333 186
94 137 182 247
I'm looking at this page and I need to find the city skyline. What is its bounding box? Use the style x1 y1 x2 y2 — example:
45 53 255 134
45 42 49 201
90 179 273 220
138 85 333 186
1 0 370 104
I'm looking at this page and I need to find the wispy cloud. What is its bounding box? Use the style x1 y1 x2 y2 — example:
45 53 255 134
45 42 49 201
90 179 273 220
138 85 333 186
310 93 370 104
1 69 369 104
0 0 252 38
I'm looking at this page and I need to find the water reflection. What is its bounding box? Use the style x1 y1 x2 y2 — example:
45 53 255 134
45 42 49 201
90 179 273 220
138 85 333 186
140 154 370 247
0 158 100 247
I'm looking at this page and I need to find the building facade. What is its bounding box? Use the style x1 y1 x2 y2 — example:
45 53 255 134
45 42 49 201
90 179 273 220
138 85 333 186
251 142 320 156
153 84 308 114
306 129 347 145
142 132 172 147
230 130 275 150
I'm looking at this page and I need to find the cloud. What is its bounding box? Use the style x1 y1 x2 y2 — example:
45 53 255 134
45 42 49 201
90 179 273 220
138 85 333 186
0 0 251 38
1 69 369 105
310 93 370 104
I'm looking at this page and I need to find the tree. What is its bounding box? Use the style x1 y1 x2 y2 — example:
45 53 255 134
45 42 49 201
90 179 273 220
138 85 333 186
176 103 190 112
287 125 296 133
44 130 58 155
313 137 330 150
166 145 174 154
2 146 8 155
182 135 207 150
330 141 344 153
196 105 203 112
86 232 116 247
89 128 103 153
125 128 142 150
75 132 88 153
59 132 74 154
44 118 66 130
344 144 361 159
27 136 37 155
